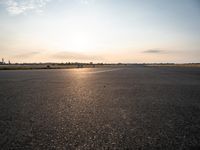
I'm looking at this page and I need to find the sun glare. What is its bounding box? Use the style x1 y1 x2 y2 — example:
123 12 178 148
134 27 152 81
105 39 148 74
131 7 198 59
68 32 94 52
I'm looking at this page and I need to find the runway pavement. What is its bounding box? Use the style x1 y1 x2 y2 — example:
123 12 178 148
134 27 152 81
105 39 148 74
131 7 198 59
0 66 200 149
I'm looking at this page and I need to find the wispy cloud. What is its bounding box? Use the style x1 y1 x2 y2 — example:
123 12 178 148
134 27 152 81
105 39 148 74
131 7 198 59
79 0 94 5
0 0 51 15
143 49 164 54
52 51 103 61
80 0 89 4
14 51 40 58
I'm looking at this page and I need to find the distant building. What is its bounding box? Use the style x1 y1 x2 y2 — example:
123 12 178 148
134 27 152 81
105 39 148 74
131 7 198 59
0 58 5 65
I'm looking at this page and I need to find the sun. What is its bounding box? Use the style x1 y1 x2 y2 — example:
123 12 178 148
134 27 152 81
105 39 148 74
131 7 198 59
50 30 98 54
60 31 97 53
70 33 91 51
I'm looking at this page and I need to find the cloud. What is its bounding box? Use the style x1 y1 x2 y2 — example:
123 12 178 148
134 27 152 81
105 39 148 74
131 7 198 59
79 0 94 4
143 49 164 54
0 0 51 15
14 51 40 58
52 51 103 61
81 0 90 4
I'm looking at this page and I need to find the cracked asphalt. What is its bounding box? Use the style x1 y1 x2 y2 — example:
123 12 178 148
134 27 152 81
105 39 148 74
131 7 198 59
0 66 200 149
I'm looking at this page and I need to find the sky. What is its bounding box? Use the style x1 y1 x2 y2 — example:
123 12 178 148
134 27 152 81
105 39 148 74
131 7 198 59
0 0 200 63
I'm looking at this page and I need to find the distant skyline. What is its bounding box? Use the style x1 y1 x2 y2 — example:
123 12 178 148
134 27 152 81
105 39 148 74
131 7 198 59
0 0 200 63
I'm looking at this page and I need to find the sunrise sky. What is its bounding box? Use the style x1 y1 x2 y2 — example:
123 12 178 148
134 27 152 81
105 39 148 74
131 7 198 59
0 0 200 63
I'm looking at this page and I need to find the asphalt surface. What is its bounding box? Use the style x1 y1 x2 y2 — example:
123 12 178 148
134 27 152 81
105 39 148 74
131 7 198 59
0 66 200 149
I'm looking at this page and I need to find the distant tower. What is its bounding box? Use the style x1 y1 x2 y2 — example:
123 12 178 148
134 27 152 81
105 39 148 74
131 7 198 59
2 58 4 64
8 60 11 65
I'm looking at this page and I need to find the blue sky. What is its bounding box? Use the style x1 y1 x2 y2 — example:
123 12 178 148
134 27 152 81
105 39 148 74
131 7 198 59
0 0 200 63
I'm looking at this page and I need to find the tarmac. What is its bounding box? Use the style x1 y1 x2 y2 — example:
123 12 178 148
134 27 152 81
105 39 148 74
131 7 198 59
0 66 200 149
